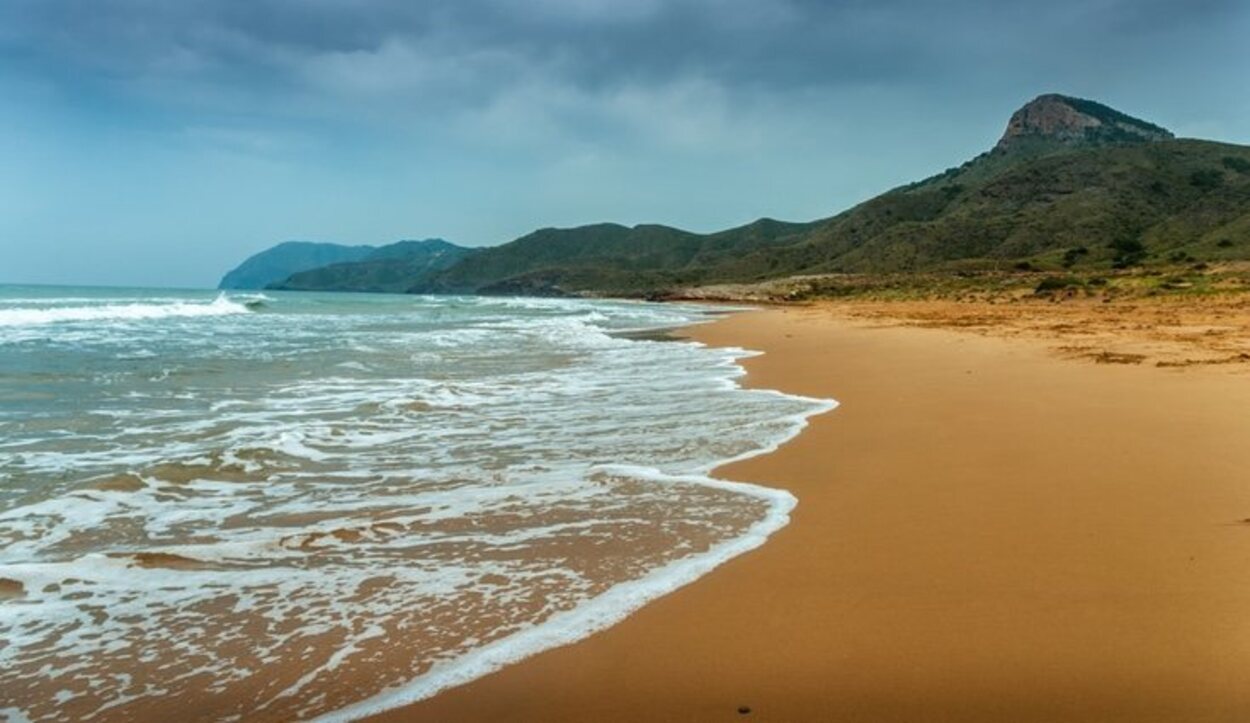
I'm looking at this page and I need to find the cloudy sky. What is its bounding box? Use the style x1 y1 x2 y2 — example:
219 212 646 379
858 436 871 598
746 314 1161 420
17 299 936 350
2 0 1247 287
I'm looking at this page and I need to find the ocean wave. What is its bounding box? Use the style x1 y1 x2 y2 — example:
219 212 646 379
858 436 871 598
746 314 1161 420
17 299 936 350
0 293 835 722
319 465 810 722
0 293 254 327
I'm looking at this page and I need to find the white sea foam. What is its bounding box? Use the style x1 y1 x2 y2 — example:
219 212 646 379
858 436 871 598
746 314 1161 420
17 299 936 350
0 291 835 722
0 293 251 327
320 465 803 722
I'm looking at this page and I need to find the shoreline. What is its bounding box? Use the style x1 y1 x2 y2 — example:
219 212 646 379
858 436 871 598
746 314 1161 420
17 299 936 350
371 303 1250 722
328 309 834 721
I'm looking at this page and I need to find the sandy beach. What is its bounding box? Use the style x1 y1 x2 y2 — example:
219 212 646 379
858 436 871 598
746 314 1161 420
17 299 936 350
368 300 1250 722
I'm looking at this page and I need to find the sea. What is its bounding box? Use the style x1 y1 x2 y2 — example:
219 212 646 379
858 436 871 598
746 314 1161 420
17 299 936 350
0 285 833 722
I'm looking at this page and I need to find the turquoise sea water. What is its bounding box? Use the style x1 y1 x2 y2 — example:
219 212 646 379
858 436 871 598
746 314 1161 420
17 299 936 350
0 285 831 721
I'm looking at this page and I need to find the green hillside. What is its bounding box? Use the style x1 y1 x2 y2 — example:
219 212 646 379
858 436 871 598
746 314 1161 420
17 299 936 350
218 241 375 290
268 239 472 292
753 139 1250 277
410 218 816 295
408 141 1250 296
221 95 1250 297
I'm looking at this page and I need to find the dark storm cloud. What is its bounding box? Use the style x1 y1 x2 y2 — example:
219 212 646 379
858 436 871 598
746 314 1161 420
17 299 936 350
3 0 1242 112
2 0 1247 287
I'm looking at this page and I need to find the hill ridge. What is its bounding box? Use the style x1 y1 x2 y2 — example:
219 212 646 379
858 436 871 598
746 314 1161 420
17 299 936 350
996 93 1173 151
220 95 1250 296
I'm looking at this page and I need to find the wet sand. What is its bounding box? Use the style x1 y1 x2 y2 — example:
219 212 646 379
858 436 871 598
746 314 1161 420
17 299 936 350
372 304 1250 722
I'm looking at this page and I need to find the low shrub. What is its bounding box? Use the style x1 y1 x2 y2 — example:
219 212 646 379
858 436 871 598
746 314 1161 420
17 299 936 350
1035 276 1082 293
1110 238 1147 268
1222 156 1250 173
1190 169 1224 190
1062 246 1090 268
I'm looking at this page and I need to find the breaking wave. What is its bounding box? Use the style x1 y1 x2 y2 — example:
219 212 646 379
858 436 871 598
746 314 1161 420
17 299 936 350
0 293 255 328
0 290 833 722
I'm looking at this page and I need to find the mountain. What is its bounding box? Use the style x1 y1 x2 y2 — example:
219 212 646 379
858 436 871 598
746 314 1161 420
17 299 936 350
722 95 1245 277
218 241 375 289
268 239 472 292
410 94 1250 295
409 219 816 295
741 139 1250 277
219 94 1250 297
995 94 1173 152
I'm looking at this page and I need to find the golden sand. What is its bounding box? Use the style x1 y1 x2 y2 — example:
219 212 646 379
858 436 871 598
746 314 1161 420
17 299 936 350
372 302 1250 722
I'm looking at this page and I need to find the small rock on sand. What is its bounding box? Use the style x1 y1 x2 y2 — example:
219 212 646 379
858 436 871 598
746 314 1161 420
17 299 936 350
0 578 26 600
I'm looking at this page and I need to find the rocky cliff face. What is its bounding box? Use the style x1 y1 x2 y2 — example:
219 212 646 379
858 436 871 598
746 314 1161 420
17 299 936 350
996 94 1173 150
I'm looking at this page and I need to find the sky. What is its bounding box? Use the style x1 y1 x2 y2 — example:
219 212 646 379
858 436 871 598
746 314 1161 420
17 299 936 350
1 0 1247 288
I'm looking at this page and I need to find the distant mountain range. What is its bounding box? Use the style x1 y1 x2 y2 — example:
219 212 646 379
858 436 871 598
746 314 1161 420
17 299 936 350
219 241 376 289
267 240 472 292
218 239 466 291
220 94 1250 296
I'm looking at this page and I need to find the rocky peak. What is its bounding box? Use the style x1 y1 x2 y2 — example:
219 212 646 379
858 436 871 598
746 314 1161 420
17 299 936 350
996 94 1173 151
